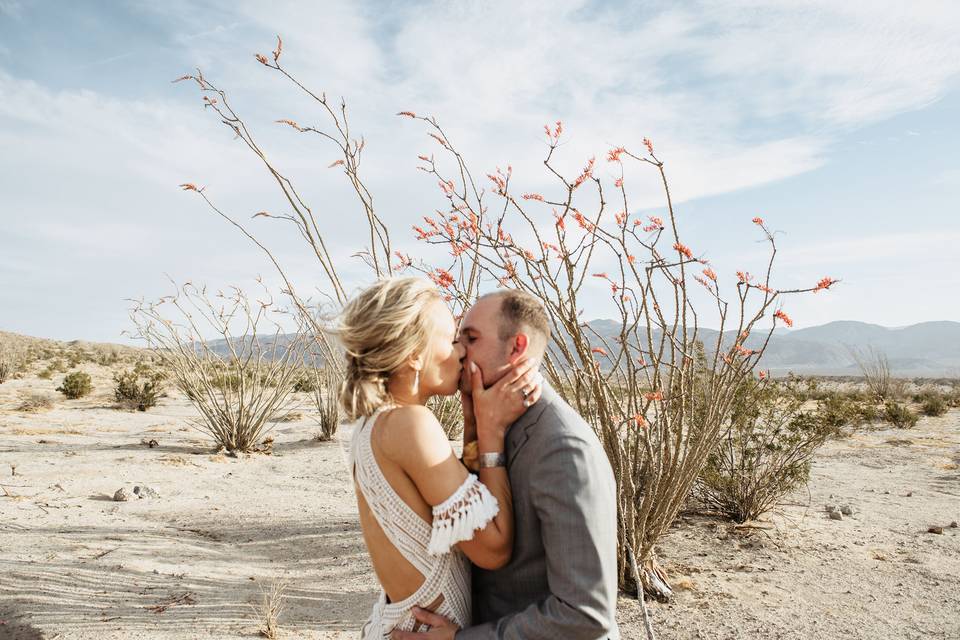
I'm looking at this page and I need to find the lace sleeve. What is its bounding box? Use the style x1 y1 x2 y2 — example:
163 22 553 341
427 474 500 556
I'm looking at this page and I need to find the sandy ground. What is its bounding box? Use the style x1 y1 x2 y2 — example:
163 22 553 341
1 365 959 639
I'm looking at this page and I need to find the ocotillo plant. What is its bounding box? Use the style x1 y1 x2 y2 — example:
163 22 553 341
173 37 838 598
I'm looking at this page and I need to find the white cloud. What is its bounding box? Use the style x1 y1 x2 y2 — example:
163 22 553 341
2 0 960 340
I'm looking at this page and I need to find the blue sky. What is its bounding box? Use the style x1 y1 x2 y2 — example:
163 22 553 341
1 0 958 343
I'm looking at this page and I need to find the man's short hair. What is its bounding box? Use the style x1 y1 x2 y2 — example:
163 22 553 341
484 289 550 345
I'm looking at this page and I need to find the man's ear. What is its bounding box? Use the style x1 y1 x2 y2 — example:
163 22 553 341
510 333 529 360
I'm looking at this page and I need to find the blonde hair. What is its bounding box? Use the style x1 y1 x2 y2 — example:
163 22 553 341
336 277 443 420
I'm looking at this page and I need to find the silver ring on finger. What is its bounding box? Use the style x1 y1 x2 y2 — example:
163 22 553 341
520 387 529 398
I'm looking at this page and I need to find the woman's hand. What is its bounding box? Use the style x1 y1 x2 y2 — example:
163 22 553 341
469 358 543 446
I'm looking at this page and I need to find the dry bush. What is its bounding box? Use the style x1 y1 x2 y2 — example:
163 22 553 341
883 401 919 428
56 371 92 399
129 282 307 453
850 346 904 402
311 366 341 442
913 388 948 417
174 42 838 598
252 581 286 639
0 355 11 384
817 392 880 433
696 377 840 523
17 392 54 412
114 367 165 411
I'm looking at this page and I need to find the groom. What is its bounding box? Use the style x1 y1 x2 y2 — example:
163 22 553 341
393 290 620 639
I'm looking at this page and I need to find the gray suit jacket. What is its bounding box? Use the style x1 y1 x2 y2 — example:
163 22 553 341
457 383 620 639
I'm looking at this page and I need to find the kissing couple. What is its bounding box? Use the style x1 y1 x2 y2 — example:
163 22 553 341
342 277 620 639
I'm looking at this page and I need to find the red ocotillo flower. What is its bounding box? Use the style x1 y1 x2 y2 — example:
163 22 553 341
522 193 545 201
752 217 764 225
814 276 836 292
572 156 596 189
644 390 663 401
774 309 793 327
430 269 455 289
643 137 654 155
397 111 417 118
633 414 647 428
673 242 693 259
703 267 717 282
272 35 283 62
607 146 626 162
591 347 608 357
737 271 753 283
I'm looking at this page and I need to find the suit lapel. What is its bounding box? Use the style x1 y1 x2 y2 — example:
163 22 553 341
505 383 556 469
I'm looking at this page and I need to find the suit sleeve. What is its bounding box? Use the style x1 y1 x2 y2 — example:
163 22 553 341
456 432 618 640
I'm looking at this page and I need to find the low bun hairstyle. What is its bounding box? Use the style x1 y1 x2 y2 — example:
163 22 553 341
335 277 443 421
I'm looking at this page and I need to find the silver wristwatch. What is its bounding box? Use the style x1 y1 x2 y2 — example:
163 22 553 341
478 452 507 468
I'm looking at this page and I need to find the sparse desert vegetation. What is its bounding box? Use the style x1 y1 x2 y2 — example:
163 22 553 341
2 328 959 638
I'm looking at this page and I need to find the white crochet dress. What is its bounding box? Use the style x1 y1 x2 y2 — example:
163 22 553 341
348 406 500 638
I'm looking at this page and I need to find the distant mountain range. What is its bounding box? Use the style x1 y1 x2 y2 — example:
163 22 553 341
582 319 960 377
196 320 960 379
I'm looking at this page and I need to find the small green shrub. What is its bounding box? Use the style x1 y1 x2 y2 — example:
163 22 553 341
38 367 54 380
0 358 10 384
883 401 918 428
56 371 92 399
292 371 318 393
920 394 947 417
697 378 841 523
113 369 164 411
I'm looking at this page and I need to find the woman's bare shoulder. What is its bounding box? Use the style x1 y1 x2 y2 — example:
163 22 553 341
378 404 450 465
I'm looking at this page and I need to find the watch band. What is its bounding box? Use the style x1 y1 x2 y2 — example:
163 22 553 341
478 452 507 468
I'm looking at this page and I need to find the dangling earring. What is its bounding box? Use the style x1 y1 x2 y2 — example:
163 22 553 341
413 368 420 395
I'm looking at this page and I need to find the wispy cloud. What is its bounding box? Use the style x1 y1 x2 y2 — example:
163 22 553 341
1 0 959 340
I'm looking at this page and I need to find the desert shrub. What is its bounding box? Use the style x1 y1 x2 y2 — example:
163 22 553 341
850 346 907 402
37 367 54 380
0 358 9 384
883 401 918 428
817 393 880 433
95 348 122 367
947 384 960 408
56 371 92 399
427 393 464 441
17 392 54 412
129 284 305 453
919 394 947 417
292 369 318 393
113 368 164 411
48 358 68 373
696 378 840 523
311 367 341 442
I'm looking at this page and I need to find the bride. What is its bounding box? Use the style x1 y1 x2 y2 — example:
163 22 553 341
339 277 542 638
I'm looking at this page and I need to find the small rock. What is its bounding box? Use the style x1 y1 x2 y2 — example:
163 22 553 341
950 521 958 528
825 504 838 514
905 492 912 497
113 488 132 502
840 505 855 516
829 511 843 521
133 485 160 499
928 526 944 535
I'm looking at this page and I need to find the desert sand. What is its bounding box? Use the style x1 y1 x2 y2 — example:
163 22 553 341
1 354 959 639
